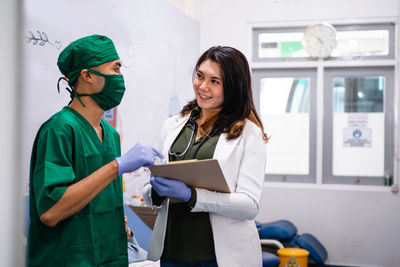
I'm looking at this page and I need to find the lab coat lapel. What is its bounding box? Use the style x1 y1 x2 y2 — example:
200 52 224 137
163 115 190 157
213 133 241 171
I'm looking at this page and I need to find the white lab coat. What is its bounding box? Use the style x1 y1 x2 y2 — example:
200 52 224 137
144 114 266 267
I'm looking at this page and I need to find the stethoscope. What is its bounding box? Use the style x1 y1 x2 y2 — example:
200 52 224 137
168 119 216 160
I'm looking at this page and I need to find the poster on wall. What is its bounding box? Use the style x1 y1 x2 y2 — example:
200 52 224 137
343 113 372 147
103 108 118 129
343 127 372 147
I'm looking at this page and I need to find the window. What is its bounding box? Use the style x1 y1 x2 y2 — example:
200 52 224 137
253 27 308 61
256 30 306 58
252 22 395 186
253 69 316 183
253 23 394 61
323 67 394 185
332 24 393 59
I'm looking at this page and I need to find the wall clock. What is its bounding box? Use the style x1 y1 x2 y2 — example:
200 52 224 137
303 23 337 58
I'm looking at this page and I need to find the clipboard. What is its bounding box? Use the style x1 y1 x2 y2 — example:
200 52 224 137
149 159 231 193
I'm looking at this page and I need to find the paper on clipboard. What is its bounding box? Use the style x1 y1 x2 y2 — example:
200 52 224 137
149 159 230 193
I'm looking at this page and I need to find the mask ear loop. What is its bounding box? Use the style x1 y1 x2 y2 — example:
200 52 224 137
57 77 86 107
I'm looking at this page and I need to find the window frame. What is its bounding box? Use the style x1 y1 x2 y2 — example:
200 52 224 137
252 27 308 62
252 23 395 62
250 20 397 187
252 68 317 183
322 66 395 185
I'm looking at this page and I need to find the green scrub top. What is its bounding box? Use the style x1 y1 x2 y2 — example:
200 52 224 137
27 107 128 267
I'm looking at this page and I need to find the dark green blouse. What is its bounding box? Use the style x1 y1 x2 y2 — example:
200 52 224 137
152 109 221 262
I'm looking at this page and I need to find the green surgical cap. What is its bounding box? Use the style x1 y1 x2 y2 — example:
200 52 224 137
57 34 120 86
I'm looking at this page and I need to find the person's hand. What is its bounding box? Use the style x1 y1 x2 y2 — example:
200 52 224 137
115 142 163 176
150 176 191 202
125 216 133 238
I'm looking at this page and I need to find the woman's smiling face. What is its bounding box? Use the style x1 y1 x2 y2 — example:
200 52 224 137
193 59 224 114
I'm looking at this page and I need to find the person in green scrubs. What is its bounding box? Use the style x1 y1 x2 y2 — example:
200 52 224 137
27 34 162 267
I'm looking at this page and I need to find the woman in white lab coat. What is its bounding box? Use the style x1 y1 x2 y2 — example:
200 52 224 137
144 46 268 267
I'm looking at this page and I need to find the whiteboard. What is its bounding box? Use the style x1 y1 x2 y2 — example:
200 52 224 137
22 0 199 192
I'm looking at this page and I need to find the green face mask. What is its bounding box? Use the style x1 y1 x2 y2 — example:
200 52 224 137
73 69 126 111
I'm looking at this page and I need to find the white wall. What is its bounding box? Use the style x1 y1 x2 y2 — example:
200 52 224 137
194 0 400 266
195 0 399 55
0 0 24 266
166 0 197 20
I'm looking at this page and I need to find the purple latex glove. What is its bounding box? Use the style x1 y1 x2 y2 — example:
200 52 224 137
150 176 191 202
115 142 164 176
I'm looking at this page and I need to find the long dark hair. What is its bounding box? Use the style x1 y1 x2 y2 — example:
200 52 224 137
181 46 268 142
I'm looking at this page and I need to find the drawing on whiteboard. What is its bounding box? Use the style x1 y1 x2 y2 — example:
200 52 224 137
25 30 62 50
